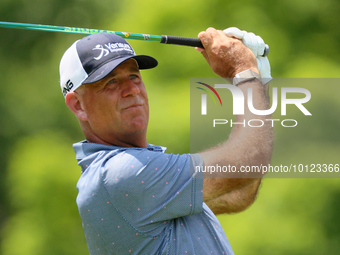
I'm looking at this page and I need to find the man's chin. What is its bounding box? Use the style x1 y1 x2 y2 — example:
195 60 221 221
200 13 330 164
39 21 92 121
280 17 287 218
128 116 148 130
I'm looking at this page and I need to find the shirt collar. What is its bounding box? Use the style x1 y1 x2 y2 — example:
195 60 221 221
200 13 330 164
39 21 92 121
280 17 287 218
73 140 167 161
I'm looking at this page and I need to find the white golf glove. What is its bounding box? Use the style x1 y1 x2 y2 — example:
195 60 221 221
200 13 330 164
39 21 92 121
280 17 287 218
223 27 272 84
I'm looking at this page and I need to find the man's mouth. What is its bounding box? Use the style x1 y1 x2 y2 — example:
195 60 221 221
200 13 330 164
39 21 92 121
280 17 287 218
123 104 143 111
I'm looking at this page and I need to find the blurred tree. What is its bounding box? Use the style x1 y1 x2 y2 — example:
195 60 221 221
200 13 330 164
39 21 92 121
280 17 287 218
0 0 123 251
2 131 88 255
0 0 339 253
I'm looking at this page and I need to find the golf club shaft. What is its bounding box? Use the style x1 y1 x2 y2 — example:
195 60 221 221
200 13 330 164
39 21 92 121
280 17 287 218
0 21 203 48
0 21 269 56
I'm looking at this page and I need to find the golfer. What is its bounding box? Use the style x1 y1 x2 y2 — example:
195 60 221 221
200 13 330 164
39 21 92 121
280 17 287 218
59 27 273 254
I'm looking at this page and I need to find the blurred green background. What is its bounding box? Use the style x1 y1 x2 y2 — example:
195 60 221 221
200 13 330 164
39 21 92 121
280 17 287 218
0 0 339 254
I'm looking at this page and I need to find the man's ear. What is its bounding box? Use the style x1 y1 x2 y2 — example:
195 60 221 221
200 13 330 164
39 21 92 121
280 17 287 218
65 92 88 121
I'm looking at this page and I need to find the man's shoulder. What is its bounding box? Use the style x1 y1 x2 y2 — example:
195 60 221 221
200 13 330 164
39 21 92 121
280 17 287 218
73 140 203 178
73 141 168 172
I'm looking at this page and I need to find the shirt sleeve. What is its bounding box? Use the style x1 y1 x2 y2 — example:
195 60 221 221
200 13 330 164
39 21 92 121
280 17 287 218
100 149 204 233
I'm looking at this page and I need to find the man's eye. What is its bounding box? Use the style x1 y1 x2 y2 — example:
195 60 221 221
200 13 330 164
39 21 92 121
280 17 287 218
105 79 118 89
130 74 139 79
108 79 116 84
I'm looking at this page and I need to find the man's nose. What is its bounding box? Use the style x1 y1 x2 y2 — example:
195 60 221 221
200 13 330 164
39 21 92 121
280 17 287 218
121 79 140 97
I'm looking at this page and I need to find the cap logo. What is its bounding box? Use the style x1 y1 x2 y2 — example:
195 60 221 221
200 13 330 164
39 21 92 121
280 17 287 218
62 79 74 96
92 42 135 60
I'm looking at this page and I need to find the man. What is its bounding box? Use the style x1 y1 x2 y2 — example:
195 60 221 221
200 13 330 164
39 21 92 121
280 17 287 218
59 27 273 254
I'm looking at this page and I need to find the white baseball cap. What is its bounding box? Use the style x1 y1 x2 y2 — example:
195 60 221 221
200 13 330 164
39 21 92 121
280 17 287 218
59 33 158 96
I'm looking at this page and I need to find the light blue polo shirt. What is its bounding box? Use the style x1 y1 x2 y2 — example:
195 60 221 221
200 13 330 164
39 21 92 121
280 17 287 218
73 141 234 255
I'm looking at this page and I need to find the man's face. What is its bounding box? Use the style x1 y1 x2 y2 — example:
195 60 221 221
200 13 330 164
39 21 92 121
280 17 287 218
76 59 149 147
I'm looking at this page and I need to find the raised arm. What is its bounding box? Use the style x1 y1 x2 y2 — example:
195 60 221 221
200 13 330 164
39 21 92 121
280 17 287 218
196 28 274 214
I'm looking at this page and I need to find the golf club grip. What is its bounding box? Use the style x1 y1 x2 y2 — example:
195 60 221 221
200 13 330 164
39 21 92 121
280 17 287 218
161 35 204 48
161 35 270 57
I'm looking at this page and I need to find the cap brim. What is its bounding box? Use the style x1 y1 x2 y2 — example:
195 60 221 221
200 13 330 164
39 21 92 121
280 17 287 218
82 55 158 85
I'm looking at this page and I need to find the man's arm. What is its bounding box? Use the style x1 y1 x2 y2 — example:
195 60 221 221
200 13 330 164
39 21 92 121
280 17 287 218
196 28 274 213
205 179 262 215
